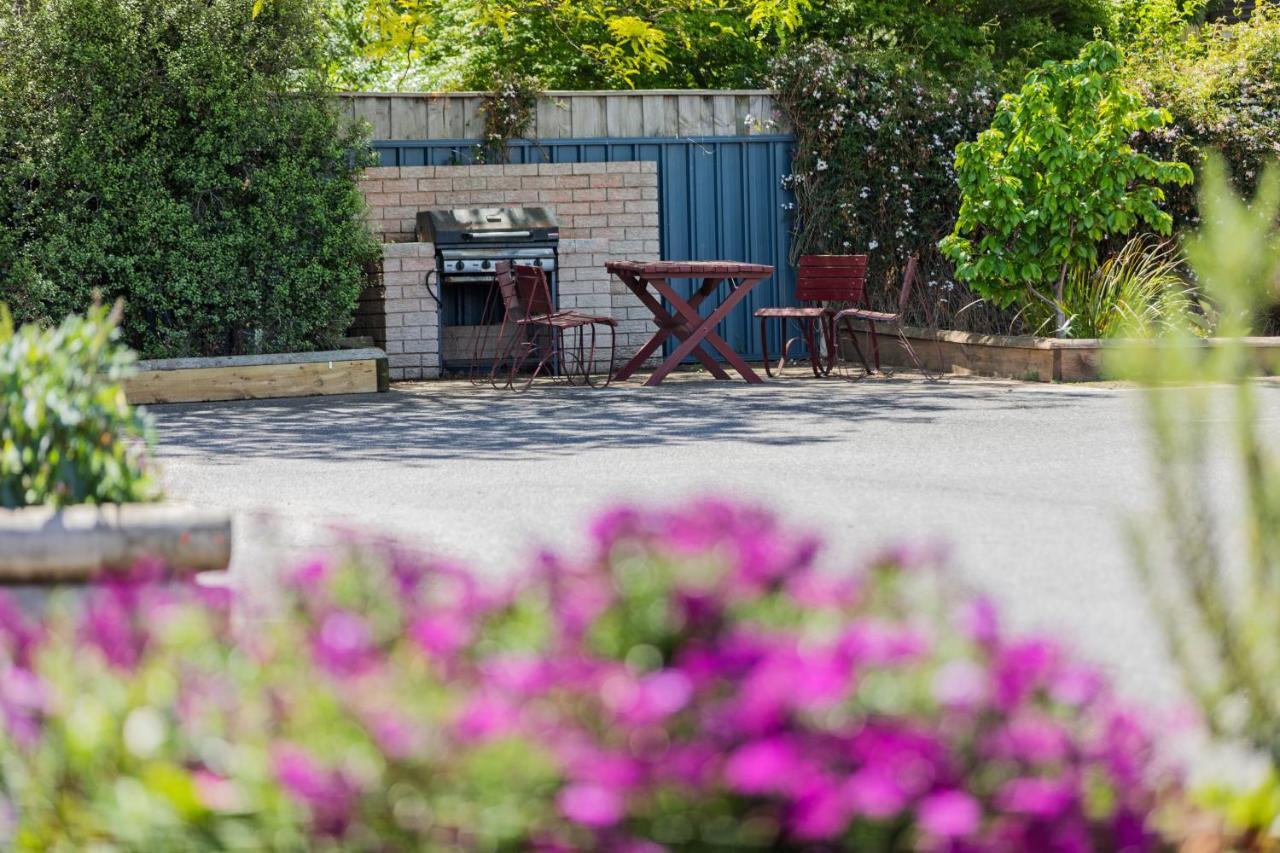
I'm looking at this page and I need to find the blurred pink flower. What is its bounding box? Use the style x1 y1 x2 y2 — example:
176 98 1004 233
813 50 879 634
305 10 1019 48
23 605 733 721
311 610 377 677
409 610 471 660
997 776 1077 818
724 736 806 795
272 744 357 836
917 789 981 838
556 783 625 828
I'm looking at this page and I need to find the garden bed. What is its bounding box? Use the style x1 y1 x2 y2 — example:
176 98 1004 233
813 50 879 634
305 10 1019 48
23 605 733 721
0 503 231 582
841 324 1280 382
124 347 389 405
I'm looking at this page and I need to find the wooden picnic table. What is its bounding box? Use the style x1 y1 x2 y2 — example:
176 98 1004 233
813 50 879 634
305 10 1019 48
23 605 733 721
607 260 774 386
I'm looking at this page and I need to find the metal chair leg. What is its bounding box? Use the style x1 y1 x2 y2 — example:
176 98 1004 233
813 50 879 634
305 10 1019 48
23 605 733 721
802 318 822 378
867 320 884 374
836 317 875 380
760 317 779 378
895 324 943 382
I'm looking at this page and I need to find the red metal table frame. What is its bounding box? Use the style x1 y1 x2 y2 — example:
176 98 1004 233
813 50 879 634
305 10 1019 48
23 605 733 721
607 260 774 386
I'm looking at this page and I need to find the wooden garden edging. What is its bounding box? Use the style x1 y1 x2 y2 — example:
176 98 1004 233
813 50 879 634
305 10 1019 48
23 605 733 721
0 504 231 582
125 347 390 405
840 325 1280 382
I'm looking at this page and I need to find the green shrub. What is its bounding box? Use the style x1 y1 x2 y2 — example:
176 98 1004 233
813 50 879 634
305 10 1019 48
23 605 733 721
940 41 1193 336
1124 1 1280 230
0 303 157 508
0 0 381 359
1020 236 1206 338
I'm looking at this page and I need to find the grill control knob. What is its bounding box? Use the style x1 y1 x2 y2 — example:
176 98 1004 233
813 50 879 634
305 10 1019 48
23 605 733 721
480 259 491 270
454 260 465 271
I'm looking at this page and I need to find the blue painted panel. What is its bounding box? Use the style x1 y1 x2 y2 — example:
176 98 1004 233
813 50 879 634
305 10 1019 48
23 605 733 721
372 135 795 359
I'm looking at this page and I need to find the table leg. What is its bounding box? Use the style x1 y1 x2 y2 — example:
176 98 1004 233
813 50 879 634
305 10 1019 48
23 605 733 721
612 273 731 381
648 277 764 384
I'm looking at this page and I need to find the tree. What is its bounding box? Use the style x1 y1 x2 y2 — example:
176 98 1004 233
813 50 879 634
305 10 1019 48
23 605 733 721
0 0 380 358
325 0 808 91
322 0 1110 92
939 41 1193 335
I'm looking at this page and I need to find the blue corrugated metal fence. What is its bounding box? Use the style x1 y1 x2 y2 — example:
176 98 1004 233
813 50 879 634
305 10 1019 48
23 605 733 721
372 135 796 361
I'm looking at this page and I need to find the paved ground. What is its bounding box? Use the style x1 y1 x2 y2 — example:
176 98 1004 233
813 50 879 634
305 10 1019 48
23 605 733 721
150 373 1280 721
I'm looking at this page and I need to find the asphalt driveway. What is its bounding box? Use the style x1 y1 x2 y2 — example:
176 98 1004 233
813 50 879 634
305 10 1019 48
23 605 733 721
150 374 1280 718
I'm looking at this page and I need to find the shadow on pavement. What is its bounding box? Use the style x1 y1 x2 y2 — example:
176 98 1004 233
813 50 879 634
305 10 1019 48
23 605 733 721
150 376 1113 465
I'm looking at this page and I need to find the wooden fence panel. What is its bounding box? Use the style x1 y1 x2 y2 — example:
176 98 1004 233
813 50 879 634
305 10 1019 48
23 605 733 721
342 90 786 140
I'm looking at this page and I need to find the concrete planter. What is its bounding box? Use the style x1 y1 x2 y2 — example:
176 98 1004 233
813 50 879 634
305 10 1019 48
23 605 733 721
841 324 1280 382
124 347 389 405
0 503 231 583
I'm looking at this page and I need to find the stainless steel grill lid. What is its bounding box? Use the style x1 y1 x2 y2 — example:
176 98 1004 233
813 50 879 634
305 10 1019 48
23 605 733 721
417 207 559 244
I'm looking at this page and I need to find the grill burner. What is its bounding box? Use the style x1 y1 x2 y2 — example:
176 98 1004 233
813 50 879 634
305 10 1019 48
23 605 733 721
419 207 561 375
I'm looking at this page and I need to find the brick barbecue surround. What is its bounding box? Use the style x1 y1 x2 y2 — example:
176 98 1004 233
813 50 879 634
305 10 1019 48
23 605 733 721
355 162 661 381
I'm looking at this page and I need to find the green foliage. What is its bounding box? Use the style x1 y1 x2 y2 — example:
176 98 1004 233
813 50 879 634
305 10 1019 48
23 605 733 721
0 303 157 508
0 0 381 359
940 40 1193 334
1124 1 1280 229
322 0 1106 91
771 38 1002 327
1021 235 1205 338
1111 156 1280 839
795 0 1111 86
327 0 807 90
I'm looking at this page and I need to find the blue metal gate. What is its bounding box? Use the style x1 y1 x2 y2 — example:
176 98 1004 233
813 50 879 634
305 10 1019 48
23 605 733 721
372 135 796 361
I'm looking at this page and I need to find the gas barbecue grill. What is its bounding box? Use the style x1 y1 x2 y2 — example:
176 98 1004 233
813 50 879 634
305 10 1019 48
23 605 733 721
418 207 560 375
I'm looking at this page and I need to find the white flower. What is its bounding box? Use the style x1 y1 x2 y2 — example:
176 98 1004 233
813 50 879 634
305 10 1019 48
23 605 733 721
815 159 828 171
868 240 879 250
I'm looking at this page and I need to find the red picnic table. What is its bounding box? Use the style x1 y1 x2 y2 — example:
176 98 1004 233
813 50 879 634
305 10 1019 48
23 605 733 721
607 260 774 386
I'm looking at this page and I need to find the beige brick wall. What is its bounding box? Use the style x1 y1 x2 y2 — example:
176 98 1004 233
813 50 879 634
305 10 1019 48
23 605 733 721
357 162 660 381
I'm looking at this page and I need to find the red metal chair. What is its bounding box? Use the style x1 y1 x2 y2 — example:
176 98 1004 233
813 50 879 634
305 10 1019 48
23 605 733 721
832 256 940 380
754 254 868 377
490 262 617 391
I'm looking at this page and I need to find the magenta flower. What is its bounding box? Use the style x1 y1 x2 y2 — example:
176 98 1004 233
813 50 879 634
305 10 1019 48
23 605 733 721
556 783 625 828
272 744 357 836
455 693 519 742
788 778 855 840
992 638 1059 711
409 610 472 660
997 776 1077 818
917 789 981 838
724 736 806 795
845 765 909 818
310 610 377 677
985 714 1072 765
932 659 989 710
77 582 148 670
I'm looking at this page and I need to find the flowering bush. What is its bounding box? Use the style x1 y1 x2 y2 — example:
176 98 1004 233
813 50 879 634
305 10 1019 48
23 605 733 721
770 40 1007 332
0 501 1179 849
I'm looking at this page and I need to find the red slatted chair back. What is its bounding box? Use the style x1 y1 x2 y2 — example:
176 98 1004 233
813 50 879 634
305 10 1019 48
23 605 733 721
514 264 555 318
897 256 919 317
795 255 868 305
495 261 524 320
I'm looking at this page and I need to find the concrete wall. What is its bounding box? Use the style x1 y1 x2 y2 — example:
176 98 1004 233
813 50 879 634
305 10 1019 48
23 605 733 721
356 162 660 381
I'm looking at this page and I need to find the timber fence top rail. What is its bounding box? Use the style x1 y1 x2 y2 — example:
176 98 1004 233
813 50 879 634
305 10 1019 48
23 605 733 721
336 89 779 97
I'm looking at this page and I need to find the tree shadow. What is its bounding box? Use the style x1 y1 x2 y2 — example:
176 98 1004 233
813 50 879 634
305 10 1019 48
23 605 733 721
149 376 1112 466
